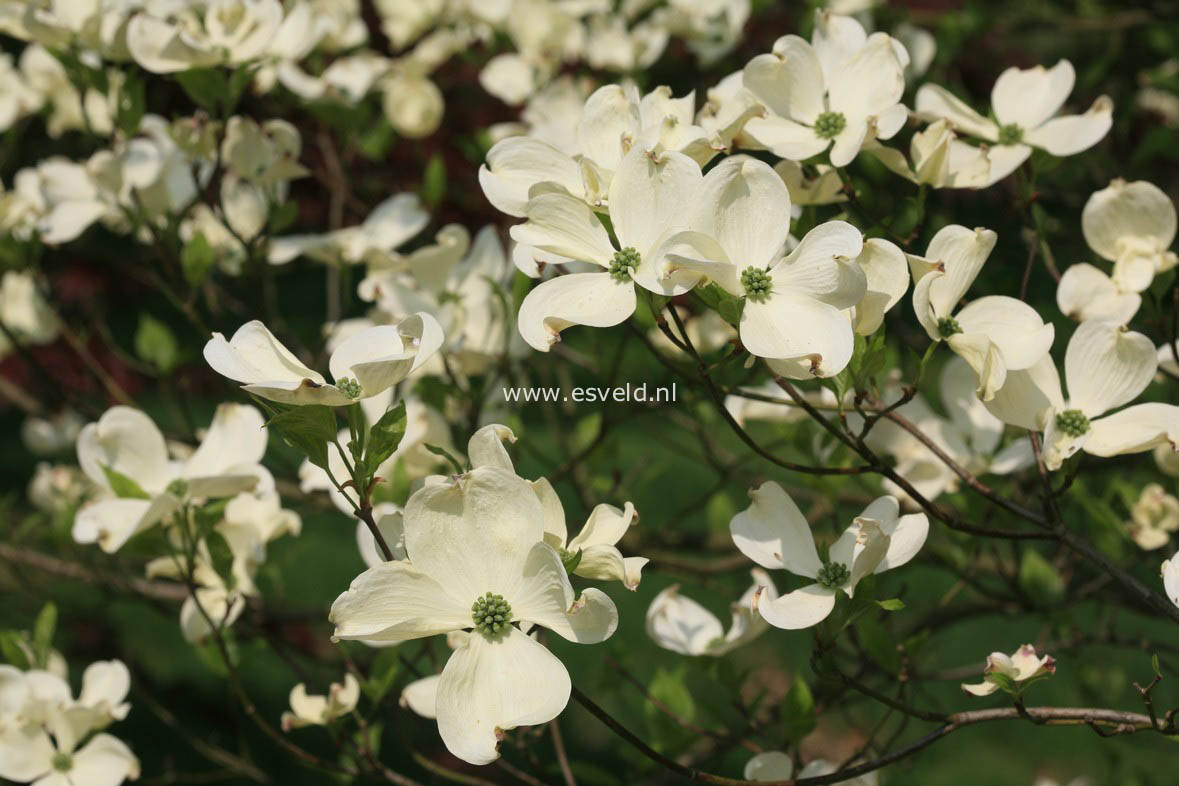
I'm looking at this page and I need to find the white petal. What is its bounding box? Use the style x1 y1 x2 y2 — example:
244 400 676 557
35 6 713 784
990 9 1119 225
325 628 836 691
184 403 266 479
984 356 1064 431
688 156 791 271
914 84 998 140
0 725 54 781
1064 319 1156 417
918 225 997 319
468 424 516 472
1024 97 1113 156
955 295 1055 371
1086 404 1179 457
756 583 836 630
328 559 470 643
607 147 702 256
745 751 794 781
644 584 724 656
991 60 1075 130
516 272 636 352
479 137 582 218
742 115 829 161
577 84 640 173
729 481 821 577
512 543 618 643
1082 179 1178 263
400 675 441 719
946 332 1006 401
69 733 140 786
78 660 131 718
510 192 614 266
853 238 908 335
76 406 171 492
1162 556 1179 609
203 321 323 387
403 467 545 605
812 12 868 84
877 512 928 572
568 501 637 550
773 220 866 307
328 324 414 397
1056 263 1141 323
435 627 570 765
531 478 567 548
741 37 824 124
72 496 176 553
828 119 870 168
355 509 407 568
741 294 855 373
828 34 906 119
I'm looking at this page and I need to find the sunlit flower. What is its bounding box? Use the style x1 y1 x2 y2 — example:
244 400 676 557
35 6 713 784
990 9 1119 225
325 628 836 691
961 644 1055 697
646 569 777 656
281 674 360 730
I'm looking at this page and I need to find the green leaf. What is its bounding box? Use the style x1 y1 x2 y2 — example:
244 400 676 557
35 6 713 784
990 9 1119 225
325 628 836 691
1019 548 1065 605
266 405 339 470
268 201 299 235
420 154 447 208
115 72 147 137
877 598 905 611
561 548 583 574
175 68 227 112
1152 653 1162 679
181 232 216 285
364 401 407 477
102 465 151 499
782 674 816 744
226 64 259 114
0 631 31 669
364 648 401 703
206 530 236 591
32 603 56 669
646 666 695 724
424 443 466 475
357 121 396 161
135 313 180 373
857 615 901 675
988 671 1017 694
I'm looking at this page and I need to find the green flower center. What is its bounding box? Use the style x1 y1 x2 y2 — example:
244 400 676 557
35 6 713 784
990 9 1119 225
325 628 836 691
337 377 363 399
937 316 963 338
51 752 73 772
471 592 512 636
1055 409 1090 438
998 123 1023 145
816 561 850 590
741 266 773 301
166 478 189 497
609 247 640 282
814 111 847 140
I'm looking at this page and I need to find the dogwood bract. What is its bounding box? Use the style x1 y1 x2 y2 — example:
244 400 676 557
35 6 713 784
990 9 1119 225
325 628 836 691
741 11 909 167
328 465 618 764
645 569 777 656
910 224 1054 399
73 404 267 553
984 319 1179 471
961 644 1056 697
916 59 1113 184
730 482 928 629
510 143 707 351
1081 178 1177 294
203 314 442 406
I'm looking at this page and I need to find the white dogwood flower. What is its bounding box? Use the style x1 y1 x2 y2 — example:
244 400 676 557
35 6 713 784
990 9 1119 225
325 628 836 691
645 569 777 656
865 119 997 189
203 314 442 406
730 482 927 629
268 193 428 266
984 319 1178 471
916 60 1113 184
510 143 706 351
127 0 284 73
328 466 618 765
961 644 1055 697
745 752 878 784
467 423 648 589
281 674 360 730
741 11 909 167
1055 263 1142 324
911 224 1054 399
1081 179 1177 294
74 404 267 553
1163 554 1179 609
1126 483 1179 551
